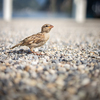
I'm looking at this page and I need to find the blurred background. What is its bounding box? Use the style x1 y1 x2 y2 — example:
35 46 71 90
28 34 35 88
0 1 100 100
0 0 100 20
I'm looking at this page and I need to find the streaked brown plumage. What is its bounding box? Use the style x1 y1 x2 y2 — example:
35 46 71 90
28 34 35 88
10 24 54 55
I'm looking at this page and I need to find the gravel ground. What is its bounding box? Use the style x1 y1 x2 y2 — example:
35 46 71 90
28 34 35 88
0 19 100 100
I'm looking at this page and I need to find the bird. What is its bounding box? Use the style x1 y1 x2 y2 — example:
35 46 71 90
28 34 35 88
10 24 54 55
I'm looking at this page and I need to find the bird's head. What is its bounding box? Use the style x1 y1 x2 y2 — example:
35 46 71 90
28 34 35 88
41 24 54 33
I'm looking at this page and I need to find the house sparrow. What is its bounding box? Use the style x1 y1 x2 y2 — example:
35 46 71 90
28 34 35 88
10 24 54 55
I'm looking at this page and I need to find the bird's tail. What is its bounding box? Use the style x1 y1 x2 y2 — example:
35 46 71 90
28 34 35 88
10 42 22 49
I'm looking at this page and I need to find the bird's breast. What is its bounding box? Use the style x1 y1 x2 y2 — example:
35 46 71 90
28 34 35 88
44 33 50 41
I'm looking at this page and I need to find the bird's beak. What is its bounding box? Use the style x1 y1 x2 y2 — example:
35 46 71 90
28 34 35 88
49 25 54 29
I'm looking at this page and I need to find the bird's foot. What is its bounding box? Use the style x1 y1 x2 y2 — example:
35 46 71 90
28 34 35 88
31 51 44 55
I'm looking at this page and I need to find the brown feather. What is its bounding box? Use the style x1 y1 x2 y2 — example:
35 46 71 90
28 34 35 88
10 42 23 49
20 33 45 46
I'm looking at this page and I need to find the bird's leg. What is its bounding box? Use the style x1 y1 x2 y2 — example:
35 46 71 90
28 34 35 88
30 48 43 55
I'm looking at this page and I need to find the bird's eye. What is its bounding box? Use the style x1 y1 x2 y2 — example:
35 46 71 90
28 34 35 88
46 25 48 27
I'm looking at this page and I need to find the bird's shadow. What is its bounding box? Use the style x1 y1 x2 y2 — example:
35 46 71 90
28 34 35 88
7 49 32 54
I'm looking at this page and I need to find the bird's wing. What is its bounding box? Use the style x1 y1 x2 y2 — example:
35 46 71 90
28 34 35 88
21 33 45 45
